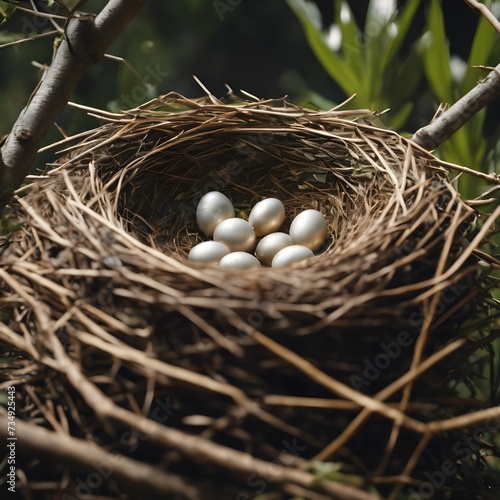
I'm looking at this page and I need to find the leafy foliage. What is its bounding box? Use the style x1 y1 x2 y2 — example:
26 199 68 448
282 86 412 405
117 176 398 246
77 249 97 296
0 0 17 26
0 209 21 235
287 0 423 129
422 0 499 197
287 0 500 197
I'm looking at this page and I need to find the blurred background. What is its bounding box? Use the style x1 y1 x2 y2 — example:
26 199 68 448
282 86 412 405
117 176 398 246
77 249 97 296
0 0 499 195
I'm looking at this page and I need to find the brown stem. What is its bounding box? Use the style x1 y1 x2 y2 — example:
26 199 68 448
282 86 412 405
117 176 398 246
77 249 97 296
465 0 500 33
411 63 500 151
0 414 200 499
0 0 146 213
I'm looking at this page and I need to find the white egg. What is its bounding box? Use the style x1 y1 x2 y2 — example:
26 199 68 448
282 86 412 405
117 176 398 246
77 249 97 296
255 232 293 266
271 245 315 268
196 191 235 236
219 252 261 269
289 209 328 251
213 218 256 252
188 241 230 264
248 198 286 237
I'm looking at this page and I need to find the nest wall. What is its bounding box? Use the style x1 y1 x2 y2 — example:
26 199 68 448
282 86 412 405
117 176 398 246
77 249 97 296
0 94 498 500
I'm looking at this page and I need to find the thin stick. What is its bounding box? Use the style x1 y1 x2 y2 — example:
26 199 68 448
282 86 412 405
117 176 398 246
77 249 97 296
231 317 426 434
388 432 432 500
0 30 61 50
0 414 200 500
412 63 500 151
428 404 500 432
412 0 500 153
465 0 500 33
47 335 379 500
0 0 146 212
313 339 465 461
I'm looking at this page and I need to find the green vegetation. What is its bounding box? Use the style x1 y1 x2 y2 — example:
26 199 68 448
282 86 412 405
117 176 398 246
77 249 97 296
287 0 422 130
0 1 498 198
287 0 500 198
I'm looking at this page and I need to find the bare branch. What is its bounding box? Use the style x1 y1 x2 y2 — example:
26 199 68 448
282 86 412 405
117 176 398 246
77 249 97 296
411 63 500 152
0 414 200 499
0 30 61 50
465 0 500 33
412 2 500 157
0 0 146 213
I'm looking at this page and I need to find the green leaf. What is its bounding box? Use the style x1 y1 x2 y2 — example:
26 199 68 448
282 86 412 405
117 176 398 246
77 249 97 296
0 0 17 26
288 0 322 30
385 41 424 107
364 0 395 105
483 126 500 173
364 32 384 107
310 460 366 486
365 0 397 39
460 9 498 95
382 0 420 69
0 31 24 44
287 0 359 96
423 0 453 104
466 109 487 154
436 115 486 181
334 1 364 80
301 90 337 110
387 101 413 131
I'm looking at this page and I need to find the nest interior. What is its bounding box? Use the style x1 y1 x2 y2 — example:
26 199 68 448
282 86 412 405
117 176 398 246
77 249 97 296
0 93 499 500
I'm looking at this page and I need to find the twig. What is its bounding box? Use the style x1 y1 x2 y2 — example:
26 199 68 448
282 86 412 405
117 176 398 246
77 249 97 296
465 0 500 33
0 414 200 500
0 0 146 213
411 0 500 153
314 339 466 461
0 30 62 50
427 404 500 433
47 334 379 500
429 156 500 185
411 63 500 151
388 433 432 500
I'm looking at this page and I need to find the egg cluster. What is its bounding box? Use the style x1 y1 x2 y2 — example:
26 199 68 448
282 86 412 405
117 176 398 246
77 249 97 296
188 191 328 269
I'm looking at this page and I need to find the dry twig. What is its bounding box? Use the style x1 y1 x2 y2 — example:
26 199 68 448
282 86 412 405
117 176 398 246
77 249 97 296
465 0 500 32
0 0 146 212
0 413 200 499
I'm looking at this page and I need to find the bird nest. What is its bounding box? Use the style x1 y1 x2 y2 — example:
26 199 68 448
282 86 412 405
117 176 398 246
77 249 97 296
1 92 499 500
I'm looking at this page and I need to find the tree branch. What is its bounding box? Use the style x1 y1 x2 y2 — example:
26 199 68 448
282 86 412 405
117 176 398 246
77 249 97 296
0 0 146 213
0 415 200 499
413 1 500 154
465 0 500 33
411 63 500 151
